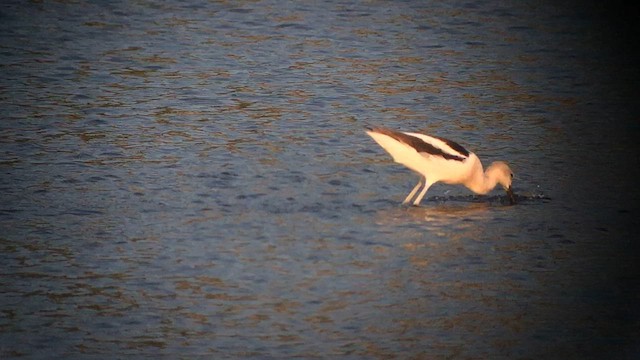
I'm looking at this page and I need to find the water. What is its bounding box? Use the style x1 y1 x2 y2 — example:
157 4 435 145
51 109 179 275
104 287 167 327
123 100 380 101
1 1 639 358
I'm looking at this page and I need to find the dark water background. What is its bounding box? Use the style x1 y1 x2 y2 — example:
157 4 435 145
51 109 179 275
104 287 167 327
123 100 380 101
1 1 639 358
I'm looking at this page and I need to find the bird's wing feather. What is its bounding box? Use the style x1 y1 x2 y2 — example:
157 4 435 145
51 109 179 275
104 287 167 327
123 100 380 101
369 128 468 162
432 135 470 158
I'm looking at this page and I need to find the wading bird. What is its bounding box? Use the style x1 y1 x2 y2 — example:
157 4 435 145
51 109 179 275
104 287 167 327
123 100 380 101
365 127 515 206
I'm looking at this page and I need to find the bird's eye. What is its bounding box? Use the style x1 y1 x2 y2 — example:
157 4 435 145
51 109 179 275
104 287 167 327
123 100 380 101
510 173 513 179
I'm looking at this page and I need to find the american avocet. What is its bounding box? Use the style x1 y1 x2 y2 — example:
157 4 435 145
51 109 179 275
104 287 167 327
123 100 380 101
365 127 515 206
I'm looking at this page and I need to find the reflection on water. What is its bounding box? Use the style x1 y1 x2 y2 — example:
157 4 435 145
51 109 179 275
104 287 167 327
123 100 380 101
1 0 638 358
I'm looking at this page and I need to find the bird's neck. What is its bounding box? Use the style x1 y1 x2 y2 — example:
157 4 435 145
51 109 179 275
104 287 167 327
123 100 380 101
464 159 499 195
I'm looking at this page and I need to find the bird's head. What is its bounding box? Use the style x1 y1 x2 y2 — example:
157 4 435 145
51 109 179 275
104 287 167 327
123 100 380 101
487 161 516 204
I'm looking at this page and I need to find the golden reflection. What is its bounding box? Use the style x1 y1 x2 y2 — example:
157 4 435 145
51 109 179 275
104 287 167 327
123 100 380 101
247 106 283 120
186 312 210 325
353 28 381 36
286 89 313 103
273 299 302 314
375 85 443 95
164 16 194 27
375 200 493 226
409 255 429 268
114 67 157 78
125 339 166 349
83 21 119 28
302 38 332 47
397 56 423 64
78 132 106 142
304 315 333 324
380 107 416 115
139 55 176 64
154 106 207 117
372 201 499 267
101 46 141 56
273 14 305 23
237 34 273 43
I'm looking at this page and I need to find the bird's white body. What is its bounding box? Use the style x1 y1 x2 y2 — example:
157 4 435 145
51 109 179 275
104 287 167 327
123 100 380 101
366 127 515 205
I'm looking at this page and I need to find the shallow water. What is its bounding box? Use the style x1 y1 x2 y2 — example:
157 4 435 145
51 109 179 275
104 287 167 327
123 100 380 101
1 0 639 358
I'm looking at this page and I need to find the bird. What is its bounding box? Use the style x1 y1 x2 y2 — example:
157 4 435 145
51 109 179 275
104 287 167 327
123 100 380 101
365 127 515 206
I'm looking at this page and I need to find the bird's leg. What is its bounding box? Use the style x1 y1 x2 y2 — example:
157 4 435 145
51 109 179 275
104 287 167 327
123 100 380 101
412 181 432 206
402 177 424 204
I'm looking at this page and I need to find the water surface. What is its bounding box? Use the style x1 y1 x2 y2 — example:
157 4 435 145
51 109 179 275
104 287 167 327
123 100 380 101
1 1 639 358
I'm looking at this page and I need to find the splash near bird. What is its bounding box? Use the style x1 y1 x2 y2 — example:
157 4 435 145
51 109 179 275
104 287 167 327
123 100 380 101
365 127 515 206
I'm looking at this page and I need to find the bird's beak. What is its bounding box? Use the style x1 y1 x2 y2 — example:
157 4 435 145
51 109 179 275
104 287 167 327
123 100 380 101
506 186 516 205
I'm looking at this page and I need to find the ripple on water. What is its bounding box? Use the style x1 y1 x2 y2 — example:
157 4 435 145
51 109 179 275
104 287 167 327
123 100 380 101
0 0 637 358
